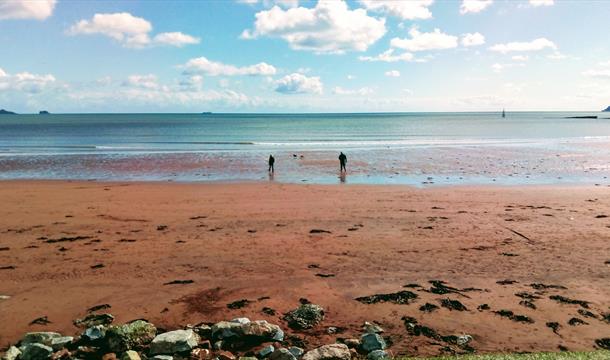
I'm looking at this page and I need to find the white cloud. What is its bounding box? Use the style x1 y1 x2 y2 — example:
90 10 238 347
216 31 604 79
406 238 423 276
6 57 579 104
275 73 323 94
529 0 554 7
461 32 485 47
489 38 557 53
346 75 355 80
511 55 529 61
0 67 56 93
460 0 493 14
359 49 414 62
391 28 458 52
333 86 373 95
0 0 56 20
181 57 277 76
123 74 159 89
68 13 199 48
491 62 525 73
384 70 401 77
547 51 567 60
238 0 300 7
241 1 386 54
359 0 433 20
582 61 610 79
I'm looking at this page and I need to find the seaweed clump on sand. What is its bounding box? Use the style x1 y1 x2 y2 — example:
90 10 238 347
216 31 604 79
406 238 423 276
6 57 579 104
355 290 418 305
549 295 590 308
284 303 325 330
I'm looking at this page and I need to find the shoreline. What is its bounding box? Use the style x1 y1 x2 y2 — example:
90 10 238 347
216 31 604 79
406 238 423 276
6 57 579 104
1 181 609 356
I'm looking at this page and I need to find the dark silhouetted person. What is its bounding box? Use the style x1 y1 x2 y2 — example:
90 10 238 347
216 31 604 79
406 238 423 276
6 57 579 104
339 152 347 172
268 155 275 173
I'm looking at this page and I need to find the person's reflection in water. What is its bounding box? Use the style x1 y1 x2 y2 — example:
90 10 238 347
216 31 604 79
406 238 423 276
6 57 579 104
339 172 346 183
268 171 275 182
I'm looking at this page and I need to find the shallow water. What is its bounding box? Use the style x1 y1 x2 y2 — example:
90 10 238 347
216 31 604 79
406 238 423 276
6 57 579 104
1 112 610 185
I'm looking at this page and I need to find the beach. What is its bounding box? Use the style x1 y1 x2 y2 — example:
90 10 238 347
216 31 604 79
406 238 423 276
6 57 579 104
1 181 609 356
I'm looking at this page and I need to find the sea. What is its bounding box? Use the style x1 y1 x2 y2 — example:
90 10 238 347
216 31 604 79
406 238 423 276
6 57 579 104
1 112 610 185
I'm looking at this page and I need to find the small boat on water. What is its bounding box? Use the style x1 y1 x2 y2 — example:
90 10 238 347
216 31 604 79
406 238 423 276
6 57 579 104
502 108 506 118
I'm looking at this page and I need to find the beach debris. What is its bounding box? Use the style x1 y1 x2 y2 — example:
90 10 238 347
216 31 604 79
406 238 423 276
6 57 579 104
150 329 200 355
519 300 536 309
44 235 92 244
568 317 588 326
596 338 610 350
355 290 417 305
189 216 207 220
440 298 468 311
0 265 16 270
549 295 590 308
419 303 439 312
595 214 608 218
91 263 105 269
19 343 53 360
315 273 335 278
477 304 490 311
309 229 331 234
403 283 421 288
0 247 9 251
360 333 386 352
227 299 251 309
307 264 320 269
546 322 561 334
157 225 168 231
530 283 567 290
302 344 350 360
105 320 157 352
29 316 52 325
163 279 194 285
577 309 597 319
493 310 534 323
402 317 474 352
500 252 519 257
74 313 115 328
496 280 518 285
88 303 112 312
362 322 384 334
262 307 276 316
284 304 325 330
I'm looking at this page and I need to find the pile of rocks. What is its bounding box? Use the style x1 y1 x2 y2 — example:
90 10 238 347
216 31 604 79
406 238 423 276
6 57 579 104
0 304 391 360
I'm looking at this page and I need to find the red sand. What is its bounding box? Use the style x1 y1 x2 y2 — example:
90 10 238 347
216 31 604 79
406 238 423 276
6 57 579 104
0 181 609 356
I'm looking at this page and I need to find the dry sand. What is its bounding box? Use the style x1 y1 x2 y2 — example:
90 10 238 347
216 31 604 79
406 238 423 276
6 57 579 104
0 181 609 356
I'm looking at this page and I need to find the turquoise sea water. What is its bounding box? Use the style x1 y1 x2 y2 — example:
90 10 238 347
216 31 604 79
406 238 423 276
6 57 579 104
1 112 609 185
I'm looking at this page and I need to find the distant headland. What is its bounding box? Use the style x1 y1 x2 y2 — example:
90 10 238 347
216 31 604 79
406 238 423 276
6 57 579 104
39 110 51 115
0 109 17 115
603 106 610 112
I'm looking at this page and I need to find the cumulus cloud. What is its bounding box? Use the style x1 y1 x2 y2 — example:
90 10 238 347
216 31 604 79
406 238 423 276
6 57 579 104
511 55 529 61
0 0 56 20
68 12 199 48
461 32 485 47
582 61 610 79
241 0 386 54
238 0 300 7
359 0 433 20
275 73 323 94
181 57 277 76
359 49 414 62
529 0 554 6
460 0 493 14
0 67 56 93
384 70 401 77
489 38 557 53
391 28 458 52
333 86 373 96
122 74 159 89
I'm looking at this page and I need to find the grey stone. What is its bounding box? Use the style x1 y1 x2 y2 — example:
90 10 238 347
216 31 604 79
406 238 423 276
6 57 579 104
360 333 386 352
457 334 473 346
1 346 21 360
242 320 284 342
151 356 173 360
121 350 142 360
342 339 360 349
20 343 53 360
212 321 244 339
302 344 350 360
288 347 304 358
284 304 325 330
150 329 199 355
74 313 115 328
20 332 62 346
84 325 106 341
193 324 212 338
231 317 251 325
270 348 296 360
258 345 275 358
362 322 384 334
50 336 74 350
366 350 388 360
106 320 157 352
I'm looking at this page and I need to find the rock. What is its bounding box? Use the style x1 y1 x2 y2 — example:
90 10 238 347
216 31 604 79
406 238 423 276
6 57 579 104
106 320 157 352
193 323 212 338
74 313 115 328
456 334 473 346
1 346 21 360
121 350 142 360
239 357 257 360
212 321 244 339
217 350 236 360
102 353 118 360
20 332 62 346
150 329 199 355
288 347 304 358
50 336 74 350
39 111 50 115
84 325 107 342
214 340 224 350
20 343 53 360
366 350 388 360
360 333 386 352
258 345 275 358
362 322 384 334
231 317 251 325
242 320 284 341
342 339 360 349
270 348 296 360
302 344 350 360
284 304 324 330
151 356 173 360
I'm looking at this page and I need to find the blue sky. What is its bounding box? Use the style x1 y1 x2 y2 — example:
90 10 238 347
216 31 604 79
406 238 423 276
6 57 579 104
0 0 609 113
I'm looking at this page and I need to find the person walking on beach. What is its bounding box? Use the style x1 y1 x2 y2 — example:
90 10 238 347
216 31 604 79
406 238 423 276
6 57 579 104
339 152 347 172
268 154 275 173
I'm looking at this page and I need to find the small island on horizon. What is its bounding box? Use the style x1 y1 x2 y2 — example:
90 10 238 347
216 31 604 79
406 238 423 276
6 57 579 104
39 110 51 115
0 109 17 115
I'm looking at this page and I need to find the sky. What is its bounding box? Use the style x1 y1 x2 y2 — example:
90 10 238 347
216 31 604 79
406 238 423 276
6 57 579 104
0 0 609 113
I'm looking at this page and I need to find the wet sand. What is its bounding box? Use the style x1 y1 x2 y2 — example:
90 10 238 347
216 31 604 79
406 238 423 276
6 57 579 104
0 181 609 356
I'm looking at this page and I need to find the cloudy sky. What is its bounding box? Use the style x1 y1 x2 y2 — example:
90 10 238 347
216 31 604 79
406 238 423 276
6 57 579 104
1 0 609 113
